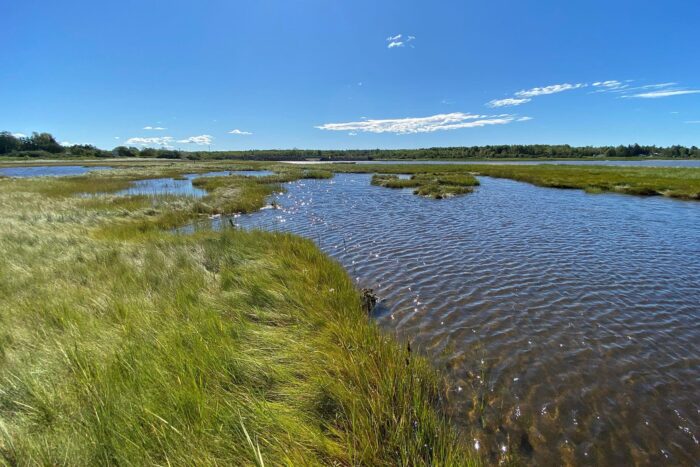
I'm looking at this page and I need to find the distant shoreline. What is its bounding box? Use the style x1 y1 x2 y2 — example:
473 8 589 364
2 156 700 167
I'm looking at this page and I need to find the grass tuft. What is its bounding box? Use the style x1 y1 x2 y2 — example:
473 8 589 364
372 173 480 199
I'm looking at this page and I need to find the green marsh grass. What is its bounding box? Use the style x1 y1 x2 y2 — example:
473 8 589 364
371 173 480 199
334 163 700 200
466 164 700 199
0 164 477 465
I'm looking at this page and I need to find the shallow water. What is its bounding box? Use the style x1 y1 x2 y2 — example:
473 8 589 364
0 165 111 177
204 174 699 465
114 171 273 197
231 170 274 177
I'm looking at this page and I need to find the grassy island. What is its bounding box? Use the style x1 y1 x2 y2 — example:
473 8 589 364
371 173 480 199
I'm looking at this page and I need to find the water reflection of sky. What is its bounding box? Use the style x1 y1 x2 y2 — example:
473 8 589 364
0 165 111 177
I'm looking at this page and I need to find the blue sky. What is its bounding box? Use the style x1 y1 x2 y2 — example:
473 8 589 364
2 0 700 150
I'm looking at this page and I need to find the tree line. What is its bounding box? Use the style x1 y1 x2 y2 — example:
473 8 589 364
2 131 699 160
0 132 107 158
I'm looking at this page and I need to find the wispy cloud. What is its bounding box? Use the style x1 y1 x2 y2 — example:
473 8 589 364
316 112 525 134
593 80 625 89
485 79 699 111
125 136 174 147
624 89 700 99
487 97 531 108
177 135 213 145
143 126 166 130
516 116 534 122
637 82 677 90
684 120 700 124
486 82 585 108
11 132 26 138
594 81 677 95
590 80 631 93
386 33 415 49
228 129 253 135
515 83 585 98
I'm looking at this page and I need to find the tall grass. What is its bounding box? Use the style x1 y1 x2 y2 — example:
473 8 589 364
0 165 477 465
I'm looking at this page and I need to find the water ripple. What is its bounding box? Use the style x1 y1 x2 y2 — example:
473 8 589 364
228 173 700 465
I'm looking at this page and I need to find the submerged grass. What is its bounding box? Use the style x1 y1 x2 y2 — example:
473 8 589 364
0 164 476 465
372 173 479 199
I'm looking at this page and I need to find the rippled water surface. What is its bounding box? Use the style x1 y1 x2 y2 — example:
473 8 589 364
0 165 111 177
216 174 700 465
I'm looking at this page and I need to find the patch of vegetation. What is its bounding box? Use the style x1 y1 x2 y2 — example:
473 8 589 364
301 169 334 179
371 173 480 199
0 163 476 465
337 163 700 201
466 164 700 200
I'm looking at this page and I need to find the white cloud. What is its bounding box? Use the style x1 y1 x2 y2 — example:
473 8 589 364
594 81 677 94
228 129 253 135
386 33 414 49
638 82 676 90
593 80 624 88
114 136 120 139
685 120 700 124
591 80 630 93
11 132 26 138
487 97 531 108
516 116 534 122
515 83 585 98
125 136 174 147
177 135 213 145
316 112 525 134
625 89 700 99
143 126 166 130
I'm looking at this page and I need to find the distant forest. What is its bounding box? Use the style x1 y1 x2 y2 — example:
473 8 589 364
2 131 700 160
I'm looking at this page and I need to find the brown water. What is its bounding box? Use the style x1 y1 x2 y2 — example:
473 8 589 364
198 174 699 465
